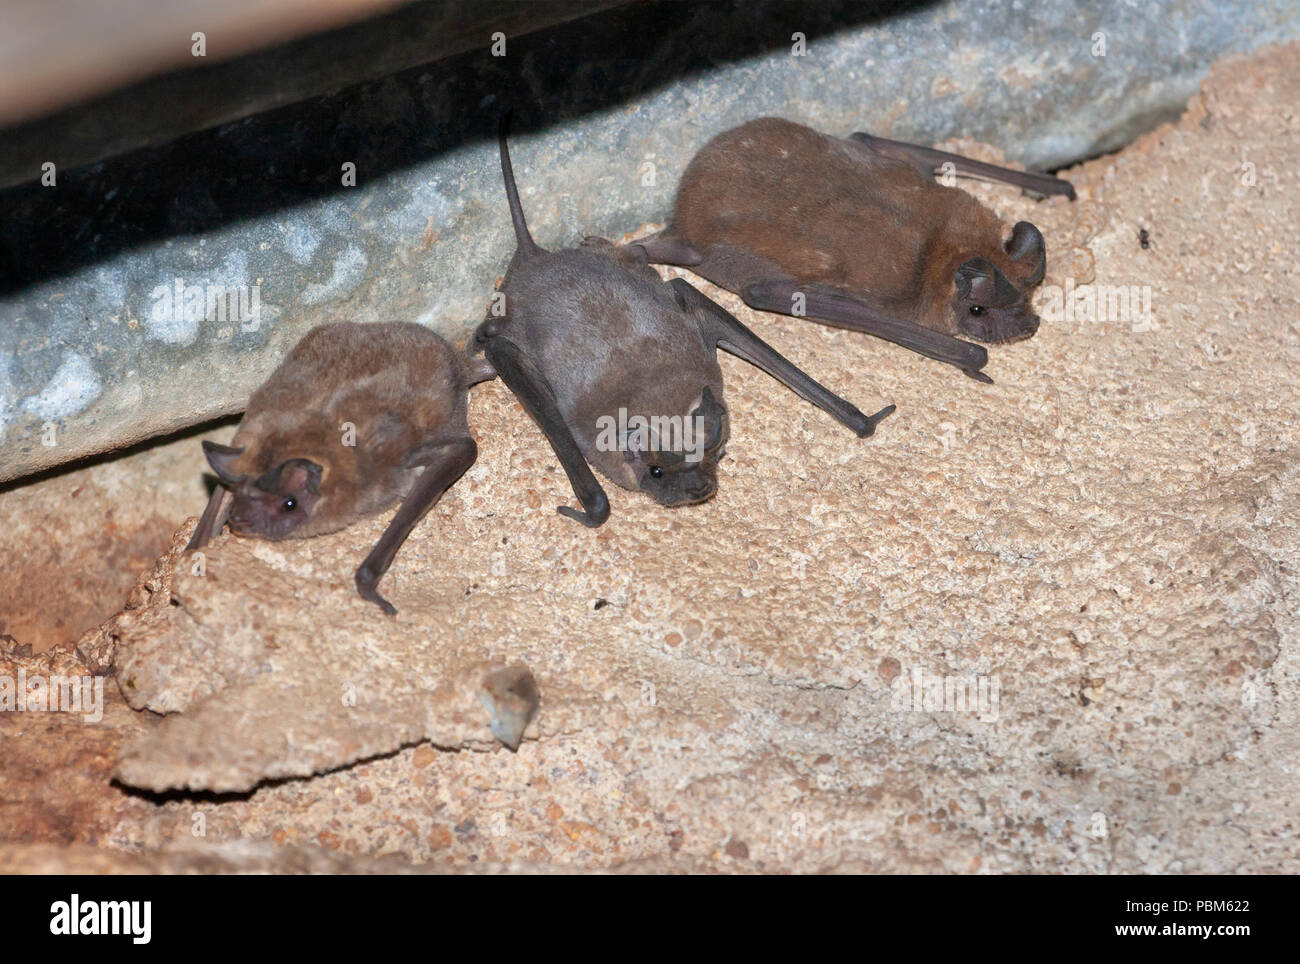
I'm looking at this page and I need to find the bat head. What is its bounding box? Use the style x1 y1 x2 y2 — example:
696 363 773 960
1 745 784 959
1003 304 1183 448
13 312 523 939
203 441 325 540
622 387 728 507
950 221 1045 344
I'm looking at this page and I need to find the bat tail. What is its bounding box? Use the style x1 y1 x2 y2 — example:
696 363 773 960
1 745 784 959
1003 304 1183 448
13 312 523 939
498 115 539 257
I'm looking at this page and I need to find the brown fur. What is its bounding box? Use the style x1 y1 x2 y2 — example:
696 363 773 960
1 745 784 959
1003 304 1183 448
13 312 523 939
222 321 468 538
667 117 1047 341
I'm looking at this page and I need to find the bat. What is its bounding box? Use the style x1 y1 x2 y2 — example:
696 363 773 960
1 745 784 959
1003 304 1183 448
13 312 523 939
473 120 895 528
185 321 493 615
630 117 1076 383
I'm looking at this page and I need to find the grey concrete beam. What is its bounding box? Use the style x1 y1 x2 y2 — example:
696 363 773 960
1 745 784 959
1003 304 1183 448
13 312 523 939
2 0 1296 482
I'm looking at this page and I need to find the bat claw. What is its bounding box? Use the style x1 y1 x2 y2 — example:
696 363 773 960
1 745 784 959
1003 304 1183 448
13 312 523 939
355 569 398 616
963 368 995 385
860 403 897 437
557 502 609 528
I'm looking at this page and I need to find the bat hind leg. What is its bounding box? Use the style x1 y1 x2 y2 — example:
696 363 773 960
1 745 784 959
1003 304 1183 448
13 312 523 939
464 355 497 386
850 131 1076 200
355 435 478 615
186 485 232 551
482 336 611 528
626 231 705 267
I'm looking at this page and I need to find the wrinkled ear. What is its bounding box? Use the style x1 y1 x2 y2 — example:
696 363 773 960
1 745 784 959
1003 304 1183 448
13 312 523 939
1004 221 1046 286
690 386 727 451
620 416 655 462
256 458 324 495
621 427 645 462
282 459 324 494
202 440 247 485
955 258 1019 305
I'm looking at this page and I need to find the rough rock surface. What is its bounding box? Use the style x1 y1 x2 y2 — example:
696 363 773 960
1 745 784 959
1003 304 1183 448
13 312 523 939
2 44 1299 872
0 424 226 653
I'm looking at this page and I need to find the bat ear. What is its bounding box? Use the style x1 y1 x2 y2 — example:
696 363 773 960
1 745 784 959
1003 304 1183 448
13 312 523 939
202 440 247 485
690 386 726 451
258 458 324 495
621 423 647 462
955 258 1019 306
1004 221 1046 287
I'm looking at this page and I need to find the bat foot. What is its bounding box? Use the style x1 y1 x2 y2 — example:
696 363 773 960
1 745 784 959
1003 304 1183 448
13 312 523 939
365 591 399 617
858 403 897 437
963 368 995 385
475 317 507 343
556 500 609 528
355 568 399 616
465 356 497 386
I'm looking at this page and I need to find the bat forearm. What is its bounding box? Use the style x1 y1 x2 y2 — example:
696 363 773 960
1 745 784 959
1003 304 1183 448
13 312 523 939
483 336 612 528
355 436 478 615
850 131 1077 200
741 280 992 382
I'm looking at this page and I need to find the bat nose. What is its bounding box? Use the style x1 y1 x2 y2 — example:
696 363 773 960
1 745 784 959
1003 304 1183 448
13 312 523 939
684 480 716 503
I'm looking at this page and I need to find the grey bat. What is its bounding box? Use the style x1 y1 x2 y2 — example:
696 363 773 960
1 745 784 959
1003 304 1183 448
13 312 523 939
474 120 894 528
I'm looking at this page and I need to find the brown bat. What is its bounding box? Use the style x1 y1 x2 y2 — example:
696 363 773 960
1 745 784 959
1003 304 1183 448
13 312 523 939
630 117 1075 383
186 321 492 615
474 119 893 527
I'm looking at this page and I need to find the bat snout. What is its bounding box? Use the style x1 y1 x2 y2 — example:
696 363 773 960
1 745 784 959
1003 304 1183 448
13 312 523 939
645 472 717 507
958 308 1041 345
663 484 716 507
226 517 254 537
683 479 717 504
1000 312 1041 343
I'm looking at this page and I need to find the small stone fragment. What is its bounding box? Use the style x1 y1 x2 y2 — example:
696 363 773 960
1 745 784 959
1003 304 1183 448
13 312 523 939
480 665 541 751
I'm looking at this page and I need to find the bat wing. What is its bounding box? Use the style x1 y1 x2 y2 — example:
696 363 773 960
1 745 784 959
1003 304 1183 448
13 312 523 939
636 236 991 382
355 434 477 615
741 277 993 383
482 334 611 528
848 131 1076 200
670 278 893 438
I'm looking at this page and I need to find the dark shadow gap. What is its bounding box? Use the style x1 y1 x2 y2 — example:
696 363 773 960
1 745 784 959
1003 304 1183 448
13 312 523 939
0 412 240 496
0 0 937 293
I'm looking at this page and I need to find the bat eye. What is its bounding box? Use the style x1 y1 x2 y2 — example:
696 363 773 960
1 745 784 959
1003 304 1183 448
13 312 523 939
282 498 297 511
969 305 985 316
649 465 664 479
